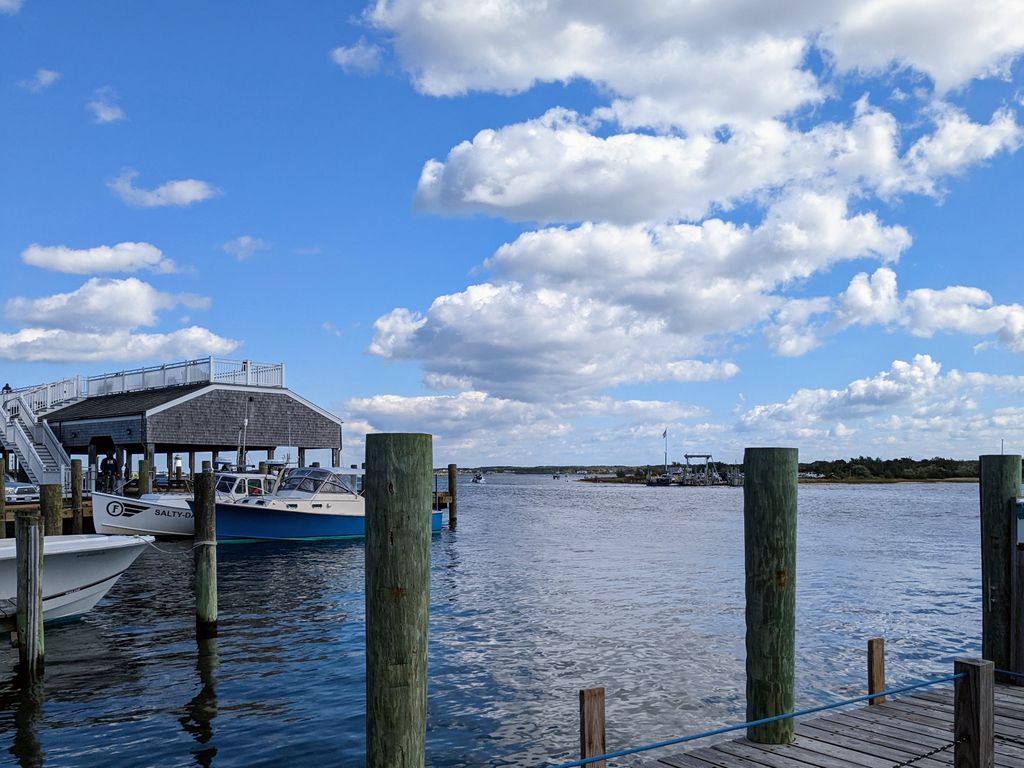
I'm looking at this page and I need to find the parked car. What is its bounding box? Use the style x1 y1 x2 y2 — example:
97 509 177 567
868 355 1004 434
4 473 40 503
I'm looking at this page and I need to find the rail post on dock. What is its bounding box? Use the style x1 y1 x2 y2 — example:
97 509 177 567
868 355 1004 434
193 468 217 640
743 447 797 744
138 459 152 495
447 463 458 530
71 459 84 535
39 484 62 536
0 457 6 539
979 454 1021 679
867 637 885 704
365 433 432 768
954 657 994 767
15 509 44 679
579 687 607 768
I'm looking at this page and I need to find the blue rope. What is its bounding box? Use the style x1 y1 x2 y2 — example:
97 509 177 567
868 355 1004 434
995 668 1024 679
547 672 965 768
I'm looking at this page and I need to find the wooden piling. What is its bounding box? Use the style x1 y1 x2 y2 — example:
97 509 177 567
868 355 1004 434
258 462 268 475
867 637 885 704
447 463 458 530
365 433 432 768
15 509 44 679
138 459 152 495
579 687 607 768
71 459 83 535
979 454 1021 678
194 469 217 639
0 457 6 539
39 484 62 536
954 657 994 768
743 447 797 744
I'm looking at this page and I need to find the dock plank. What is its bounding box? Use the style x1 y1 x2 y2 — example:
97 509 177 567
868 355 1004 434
632 683 1024 768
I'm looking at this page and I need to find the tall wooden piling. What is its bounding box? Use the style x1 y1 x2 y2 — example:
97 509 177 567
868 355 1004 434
193 469 218 639
867 637 885 704
0 457 6 539
743 447 797 744
138 459 152 495
954 657 994 768
447 463 458 530
579 687 607 768
979 454 1021 676
71 459 84 535
15 509 44 679
39 484 62 536
365 433 432 768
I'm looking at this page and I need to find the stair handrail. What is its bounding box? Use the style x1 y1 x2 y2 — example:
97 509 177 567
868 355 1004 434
3 393 69 486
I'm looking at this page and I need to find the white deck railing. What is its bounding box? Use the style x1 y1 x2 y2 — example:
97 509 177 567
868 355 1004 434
85 357 285 396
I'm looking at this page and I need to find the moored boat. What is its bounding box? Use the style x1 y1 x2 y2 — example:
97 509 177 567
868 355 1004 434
0 534 153 629
215 466 443 541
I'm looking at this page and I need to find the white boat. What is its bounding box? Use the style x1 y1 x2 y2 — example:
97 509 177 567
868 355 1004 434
471 472 484 484
93 472 277 537
0 534 153 629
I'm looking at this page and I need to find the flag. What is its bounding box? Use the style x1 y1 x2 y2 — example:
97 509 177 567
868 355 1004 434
662 429 667 439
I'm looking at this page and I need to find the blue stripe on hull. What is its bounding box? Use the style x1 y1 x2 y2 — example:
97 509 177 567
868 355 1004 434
214 503 444 541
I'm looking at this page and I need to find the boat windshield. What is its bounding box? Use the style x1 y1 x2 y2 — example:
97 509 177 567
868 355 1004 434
277 468 356 495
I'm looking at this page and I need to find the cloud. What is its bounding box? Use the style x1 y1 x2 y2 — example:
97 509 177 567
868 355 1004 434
20 242 177 274
0 327 238 363
87 86 126 123
322 321 342 337
331 39 383 73
5 277 209 332
0 0 23 14
222 235 270 260
18 69 59 93
109 168 221 208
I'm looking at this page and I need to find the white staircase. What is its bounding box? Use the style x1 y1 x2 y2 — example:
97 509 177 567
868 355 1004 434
2 379 80 487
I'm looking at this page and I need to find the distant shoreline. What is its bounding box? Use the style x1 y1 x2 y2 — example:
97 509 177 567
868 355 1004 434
579 476 979 485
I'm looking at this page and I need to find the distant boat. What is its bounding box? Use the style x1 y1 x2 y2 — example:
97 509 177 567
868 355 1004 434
552 474 561 480
215 466 443 541
471 472 485 484
0 534 152 628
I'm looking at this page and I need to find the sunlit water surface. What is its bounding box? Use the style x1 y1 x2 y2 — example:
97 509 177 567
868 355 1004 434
0 478 980 767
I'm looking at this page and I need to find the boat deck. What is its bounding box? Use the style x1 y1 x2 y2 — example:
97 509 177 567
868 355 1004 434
634 684 1024 767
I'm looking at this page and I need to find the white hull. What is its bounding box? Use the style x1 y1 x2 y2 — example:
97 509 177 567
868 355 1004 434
0 534 153 627
93 492 195 537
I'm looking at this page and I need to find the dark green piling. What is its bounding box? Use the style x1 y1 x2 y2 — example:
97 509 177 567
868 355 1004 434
138 460 152 495
39 484 62 536
365 433 432 768
71 459 83 535
447 463 458 530
15 509 44 679
193 469 217 639
743 447 797 744
980 454 1021 676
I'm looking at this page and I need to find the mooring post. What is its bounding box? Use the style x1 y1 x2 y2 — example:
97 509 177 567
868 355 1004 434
743 446 797 744
194 469 217 639
868 637 885 704
954 657 994 768
1014 523 1024 685
0 457 6 539
258 462 268 475
39 484 62 536
979 454 1021 680
365 433 432 768
138 459 152 495
15 509 44 679
579 687 607 768
71 459 83 535
447 463 458 530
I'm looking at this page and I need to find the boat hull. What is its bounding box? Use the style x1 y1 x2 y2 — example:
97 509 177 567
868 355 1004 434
0 534 153 628
93 492 194 537
215 501 444 541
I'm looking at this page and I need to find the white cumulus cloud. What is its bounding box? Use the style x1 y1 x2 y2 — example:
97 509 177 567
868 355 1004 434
18 68 59 93
222 235 270 260
0 0 23 14
20 242 177 274
109 168 221 208
87 86 126 123
331 39 383 73
0 327 238 363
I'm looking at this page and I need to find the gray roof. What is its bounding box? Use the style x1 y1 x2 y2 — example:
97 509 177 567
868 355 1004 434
45 383 210 421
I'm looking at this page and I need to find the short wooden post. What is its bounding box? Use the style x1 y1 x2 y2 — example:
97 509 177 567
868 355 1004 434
954 658 994 768
868 637 885 704
15 509 44 679
138 459 152 495
193 469 217 639
71 459 83 535
331 447 340 467
39 484 62 536
743 447 797 744
258 462 269 475
447 463 458 530
365 433 432 768
579 687 607 768
0 457 6 540
298 447 306 467
979 455 1021 678
202 460 211 473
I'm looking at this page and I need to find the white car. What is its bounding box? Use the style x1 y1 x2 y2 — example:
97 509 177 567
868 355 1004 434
3 473 40 503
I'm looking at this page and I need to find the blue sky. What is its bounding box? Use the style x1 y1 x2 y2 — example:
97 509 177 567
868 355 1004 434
3 1 1024 466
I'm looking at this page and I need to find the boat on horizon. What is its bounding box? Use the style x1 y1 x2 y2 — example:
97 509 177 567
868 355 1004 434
0 534 153 630
216 466 444 541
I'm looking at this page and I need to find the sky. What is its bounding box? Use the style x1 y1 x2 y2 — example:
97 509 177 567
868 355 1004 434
2 1 1024 467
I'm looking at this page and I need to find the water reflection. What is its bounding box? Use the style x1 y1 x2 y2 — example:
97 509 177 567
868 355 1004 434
180 637 220 767
1 675 44 768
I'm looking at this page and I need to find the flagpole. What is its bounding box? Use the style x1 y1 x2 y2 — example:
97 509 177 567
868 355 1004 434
664 429 668 474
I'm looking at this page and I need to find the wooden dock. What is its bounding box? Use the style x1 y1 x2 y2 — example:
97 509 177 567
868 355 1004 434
635 683 1024 767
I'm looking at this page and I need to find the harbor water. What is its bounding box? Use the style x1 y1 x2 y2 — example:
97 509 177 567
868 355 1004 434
0 477 980 767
